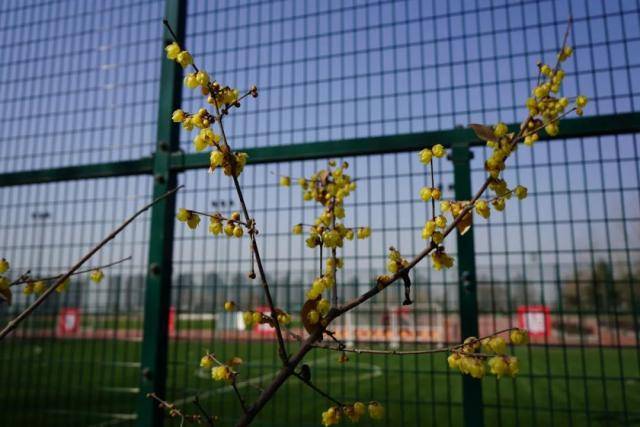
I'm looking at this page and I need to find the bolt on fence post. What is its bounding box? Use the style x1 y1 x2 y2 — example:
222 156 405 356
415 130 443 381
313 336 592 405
451 141 484 427
136 0 186 426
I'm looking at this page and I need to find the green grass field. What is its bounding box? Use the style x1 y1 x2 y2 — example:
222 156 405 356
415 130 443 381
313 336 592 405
1 339 639 426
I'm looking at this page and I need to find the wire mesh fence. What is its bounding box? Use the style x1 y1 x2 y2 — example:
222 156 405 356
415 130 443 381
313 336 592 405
0 0 639 426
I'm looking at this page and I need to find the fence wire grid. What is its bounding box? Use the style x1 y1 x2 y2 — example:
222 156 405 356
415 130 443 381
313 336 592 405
0 0 639 426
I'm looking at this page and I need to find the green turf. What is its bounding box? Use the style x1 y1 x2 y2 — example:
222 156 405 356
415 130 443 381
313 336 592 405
1 339 638 426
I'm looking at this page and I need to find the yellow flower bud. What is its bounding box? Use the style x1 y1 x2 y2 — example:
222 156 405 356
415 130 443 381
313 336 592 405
176 50 193 68
171 109 185 123
165 42 181 60
0 258 9 274
432 144 445 158
279 176 291 187
200 355 213 369
196 70 210 86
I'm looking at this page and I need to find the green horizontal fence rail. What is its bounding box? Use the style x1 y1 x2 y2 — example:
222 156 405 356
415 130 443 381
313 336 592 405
1 0 639 426
2 112 638 188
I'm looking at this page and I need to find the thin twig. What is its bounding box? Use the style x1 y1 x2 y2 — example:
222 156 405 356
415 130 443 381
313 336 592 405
0 186 182 341
9 256 133 287
188 210 251 228
147 392 201 425
292 372 345 407
162 19 289 364
232 380 249 414
192 396 215 426
312 327 519 355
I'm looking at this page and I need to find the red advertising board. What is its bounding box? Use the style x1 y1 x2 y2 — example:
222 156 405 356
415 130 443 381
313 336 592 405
517 305 551 337
57 308 80 336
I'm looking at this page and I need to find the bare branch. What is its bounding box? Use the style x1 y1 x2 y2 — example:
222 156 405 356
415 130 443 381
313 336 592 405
192 395 216 426
9 255 133 287
0 186 182 341
293 372 345 407
312 328 520 355
162 18 289 364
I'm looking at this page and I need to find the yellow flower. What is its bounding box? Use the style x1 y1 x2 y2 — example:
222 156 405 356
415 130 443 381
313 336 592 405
277 312 292 325
540 64 552 76
200 355 214 369
345 402 365 422
307 310 320 324
431 188 442 200
317 298 330 316
171 109 185 123
90 269 104 283
492 198 506 212
475 200 490 219
184 73 198 89
368 401 385 420
210 150 224 168
485 336 507 355
353 402 366 418
186 213 201 230
242 311 254 328
434 215 447 229
23 282 34 295
0 258 8 274
357 226 371 239
447 353 461 369
306 235 320 248
432 144 445 158
576 95 588 108
488 356 509 378
514 185 528 200
224 223 234 236
211 365 233 383
545 123 559 136
321 407 341 427
165 42 181 60
322 229 342 248
292 224 303 235
209 219 223 235
419 187 432 201
494 122 508 138
279 176 291 187
510 328 529 345
421 220 436 240
232 225 244 238
0 276 10 290
224 301 236 312
252 311 262 324
440 201 451 212
459 356 485 379
55 278 70 293
196 70 210 87
176 50 193 68
176 208 190 222
33 280 47 295
193 134 207 152
419 148 432 164
524 133 538 146
432 251 454 270
507 356 520 377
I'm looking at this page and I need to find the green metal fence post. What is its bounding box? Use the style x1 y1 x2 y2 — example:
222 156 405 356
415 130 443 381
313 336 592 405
451 141 484 427
136 0 186 425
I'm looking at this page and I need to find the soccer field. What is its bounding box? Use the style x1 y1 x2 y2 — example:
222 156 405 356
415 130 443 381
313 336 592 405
1 339 639 426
